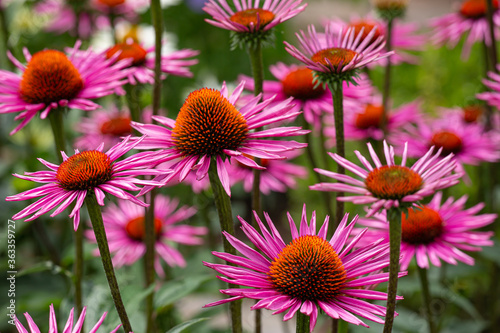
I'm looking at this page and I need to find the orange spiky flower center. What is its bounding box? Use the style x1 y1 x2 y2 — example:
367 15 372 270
106 42 147 66
347 20 382 43
311 48 358 69
402 206 444 244
463 105 483 123
355 104 385 129
431 131 463 156
460 0 499 18
98 0 125 7
230 9 275 28
100 116 132 136
56 151 113 191
125 216 163 241
268 235 346 301
172 88 249 156
20 50 83 105
281 67 325 100
365 165 423 200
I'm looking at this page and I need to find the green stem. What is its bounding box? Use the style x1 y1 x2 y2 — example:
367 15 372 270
486 0 498 72
417 265 437 333
383 207 402 333
381 18 393 138
151 0 163 117
85 194 133 333
0 5 13 71
208 160 242 333
48 108 66 163
125 84 142 125
296 312 310 333
331 83 344 229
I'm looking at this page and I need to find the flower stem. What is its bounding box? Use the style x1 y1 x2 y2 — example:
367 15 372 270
417 265 437 333
296 312 310 333
381 18 393 138
331 83 345 229
85 193 133 333
383 207 402 333
248 38 264 333
486 0 498 72
48 108 83 318
208 160 242 333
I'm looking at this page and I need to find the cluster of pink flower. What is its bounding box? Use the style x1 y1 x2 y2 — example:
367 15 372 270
2 0 499 332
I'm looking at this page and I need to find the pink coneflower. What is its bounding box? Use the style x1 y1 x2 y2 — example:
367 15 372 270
131 81 308 196
477 68 500 110
310 141 462 216
203 0 306 34
355 192 496 270
6 136 163 230
86 194 207 277
204 206 405 331
239 63 373 130
430 0 500 59
105 38 199 85
326 15 426 66
284 24 393 83
14 304 121 333
0 41 131 135
329 98 423 142
389 114 500 176
228 150 308 195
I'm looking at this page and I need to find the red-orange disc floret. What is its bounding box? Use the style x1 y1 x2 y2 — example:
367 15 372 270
56 151 113 191
100 116 132 136
172 88 249 156
431 131 463 156
402 206 444 244
460 0 499 18
281 67 325 100
106 42 147 66
230 9 275 28
347 20 382 43
20 50 84 105
462 105 483 123
365 165 423 200
98 0 125 7
355 104 385 129
311 48 358 69
125 216 163 241
268 235 347 301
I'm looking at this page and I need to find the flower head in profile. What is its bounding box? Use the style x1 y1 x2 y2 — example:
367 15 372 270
355 192 496 270
204 205 405 331
6 137 163 230
203 0 306 46
228 150 308 195
239 63 373 130
372 0 409 20
86 195 207 277
132 81 308 196
0 41 131 134
310 141 462 216
105 38 199 85
389 114 500 177
14 303 121 333
284 23 393 85
430 0 500 59
326 15 426 66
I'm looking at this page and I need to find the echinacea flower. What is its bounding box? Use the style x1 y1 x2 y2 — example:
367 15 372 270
86 194 207 277
477 67 500 109
354 192 496 270
0 41 131 134
389 114 500 176
310 141 462 215
6 136 163 229
131 81 308 196
105 38 199 85
228 150 308 194
284 23 393 84
203 0 306 35
326 15 426 66
430 0 500 59
239 63 373 130
14 304 121 333
204 206 405 331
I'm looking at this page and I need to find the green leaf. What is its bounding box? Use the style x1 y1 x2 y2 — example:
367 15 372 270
17 261 72 278
154 274 213 309
165 318 209 333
